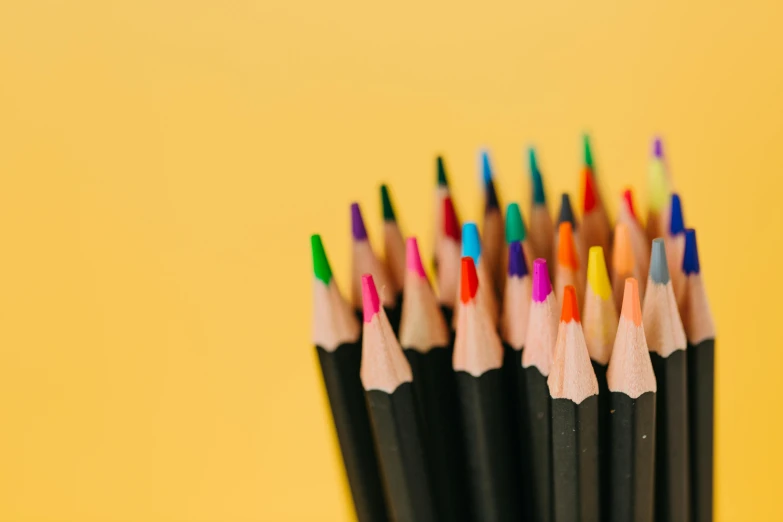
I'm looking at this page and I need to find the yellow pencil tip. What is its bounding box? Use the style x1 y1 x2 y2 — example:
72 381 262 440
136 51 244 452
587 247 612 300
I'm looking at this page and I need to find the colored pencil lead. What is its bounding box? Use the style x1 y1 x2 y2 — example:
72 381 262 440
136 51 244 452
443 196 461 241
362 274 381 322
533 258 552 303
481 149 493 184
529 147 546 205
462 223 481 265
683 229 700 275
351 202 368 241
623 188 637 220
505 203 527 244
460 257 479 303
653 136 664 159
485 177 500 211
620 278 643 326
649 238 670 284
558 222 579 270
558 193 577 229
406 237 427 279
508 241 529 278
613 223 635 275
583 133 594 172
311 234 333 285
561 284 581 323
669 194 685 235
437 156 449 187
582 167 598 213
587 246 612 300
380 184 396 222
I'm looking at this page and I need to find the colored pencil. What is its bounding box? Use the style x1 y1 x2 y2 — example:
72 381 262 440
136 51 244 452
612 222 643 312
643 238 690 522
452 223 499 327
583 246 618 519
434 156 456 269
505 202 532 281
646 137 670 242
381 184 406 297
480 149 505 302
666 193 687 310
436 195 461 325
351 202 399 329
549 285 600 522
556 221 583 306
400 237 467 522
520 259 558 522
311 235 389 522
618 188 650 291
580 166 612 258
499 239 530 518
528 147 555 269
681 229 715 522
454 257 519 521
607 278 657 522
556 193 584 271
361 274 437 522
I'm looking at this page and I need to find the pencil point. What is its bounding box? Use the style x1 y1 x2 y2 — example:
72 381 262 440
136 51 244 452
669 193 685 235
583 133 594 171
529 147 546 205
310 234 333 285
437 156 449 186
505 203 526 244
557 221 579 269
649 238 670 284
480 149 493 184
351 202 368 241
461 222 481 265
443 196 460 240
406 237 427 279
380 184 396 222
683 229 701 275
587 247 611 300
361 274 381 323
622 188 637 220
561 285 581 323
485 178 500 211
508 241 529 278
460 257 479 304
620 278 643 326
558 193 577 229
613 223 635 274
652 136 664 159
648 158 668 212
582 167 597 213
532 258 553 303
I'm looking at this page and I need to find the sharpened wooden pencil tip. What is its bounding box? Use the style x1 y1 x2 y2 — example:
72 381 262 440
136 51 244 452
561 285 580 323
460 257 479 304
557 222 579 269
621 278 642 326
362 274 381 322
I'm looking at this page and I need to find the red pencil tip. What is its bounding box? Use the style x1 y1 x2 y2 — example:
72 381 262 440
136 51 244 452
361 274 381 323
622 188 637 220
444 196 460 240
560 285 581 323
460 257 479 304
582 167 597 213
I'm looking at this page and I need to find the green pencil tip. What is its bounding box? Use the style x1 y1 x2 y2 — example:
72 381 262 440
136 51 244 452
380 184 396 222
529 147 546 205
311 234 333 285
583 133 594 171
505 203 527 243
436 156 448 186
528 147 539 173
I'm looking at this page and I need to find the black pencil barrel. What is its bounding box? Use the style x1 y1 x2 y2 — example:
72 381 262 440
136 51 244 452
688 339 715 522
405 348 468 522
455 369 519 522
552 395 600 522
316 344 389 522
608 391 656 522
521 366 553 522
366 383 437 522
502 345 524 518
651 351 691 522
591 360 610 521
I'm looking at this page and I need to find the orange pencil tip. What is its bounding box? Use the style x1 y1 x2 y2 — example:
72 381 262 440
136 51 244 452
460 257 479 304
557 222 579 269
620 278 643 326
561 285 581 323
612 223 635 275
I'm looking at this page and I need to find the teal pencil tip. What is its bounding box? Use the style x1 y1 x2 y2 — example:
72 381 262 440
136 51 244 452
380 184 396 222
529 147 546 205
505 203 527 244
436 156 449 186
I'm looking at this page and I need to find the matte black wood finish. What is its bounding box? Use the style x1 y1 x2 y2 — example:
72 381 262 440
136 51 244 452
521 366 553 522
591 360 610 521
687 339 715 522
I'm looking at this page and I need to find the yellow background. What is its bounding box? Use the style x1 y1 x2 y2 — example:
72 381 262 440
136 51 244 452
0 0 780 520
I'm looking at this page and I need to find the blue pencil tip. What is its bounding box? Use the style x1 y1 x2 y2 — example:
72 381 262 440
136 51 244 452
682 229 701 275
669 193 685 235
461 222 481 265
480 149 493 184
508 241 529 278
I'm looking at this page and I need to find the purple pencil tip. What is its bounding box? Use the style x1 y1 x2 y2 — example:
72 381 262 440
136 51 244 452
653 137 664 159
507 241 528 278
532 258 552 303
350 203 368 241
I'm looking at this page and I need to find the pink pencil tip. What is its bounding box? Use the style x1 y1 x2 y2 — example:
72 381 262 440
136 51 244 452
532 258 553 303
361 274 380 322
406 237 427 279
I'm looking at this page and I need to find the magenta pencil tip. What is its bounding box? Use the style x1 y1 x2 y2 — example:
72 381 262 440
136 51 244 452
406 237 427 279
351 202 368 241
361 274 380 322
532 258 552 303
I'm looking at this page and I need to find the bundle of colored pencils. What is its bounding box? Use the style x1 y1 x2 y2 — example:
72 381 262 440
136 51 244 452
311 136 715 522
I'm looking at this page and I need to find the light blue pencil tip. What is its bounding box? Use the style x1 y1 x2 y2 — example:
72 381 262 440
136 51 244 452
461 222 481 265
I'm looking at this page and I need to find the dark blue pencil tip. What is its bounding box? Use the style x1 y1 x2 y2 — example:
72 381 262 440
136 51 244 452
480 149 493 184
508 241 529 278
669 193 685 235
683 229 701 275
558 193 576 230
